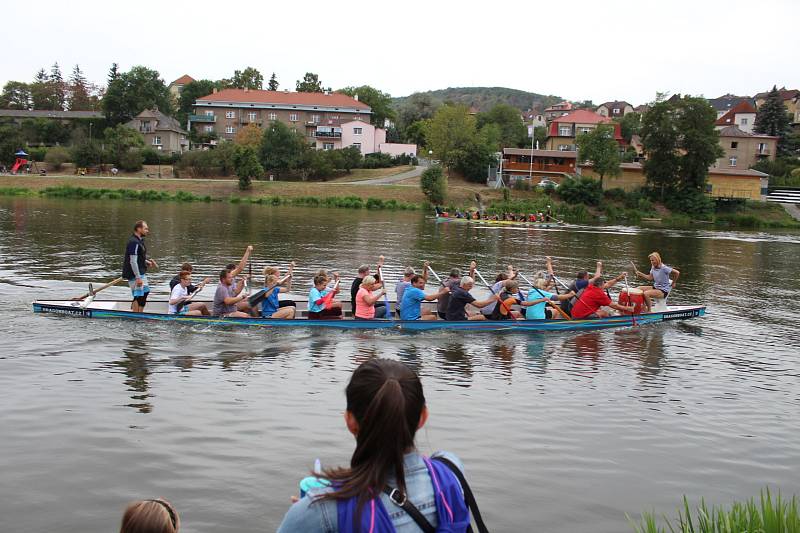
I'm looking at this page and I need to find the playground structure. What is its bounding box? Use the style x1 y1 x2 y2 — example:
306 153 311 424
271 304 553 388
5 150 44 175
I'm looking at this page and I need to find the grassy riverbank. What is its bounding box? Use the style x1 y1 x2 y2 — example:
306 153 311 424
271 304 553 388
1 175 798 228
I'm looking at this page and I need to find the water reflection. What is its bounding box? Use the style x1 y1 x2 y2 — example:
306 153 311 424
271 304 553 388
113 339 153 413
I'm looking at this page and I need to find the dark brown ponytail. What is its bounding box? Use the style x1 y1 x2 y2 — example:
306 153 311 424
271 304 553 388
320 358 425 511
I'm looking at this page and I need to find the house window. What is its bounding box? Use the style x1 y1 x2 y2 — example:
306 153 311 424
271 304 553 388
354 115 362 121
729 156 737 167
311 114 320 123
354 127 363 135
204 125 214 132
741 118 748 125
204 110 214 117
225 126 236 134
226 111 235 119
289 113 298 122
558 144 570 151
269 112 277 120
140 120 151 133
352 143 361 150
579 127 592 134
323 142 334 150
152 136 162 146
248 112 257 121
612 108 620 115
757 143 767 154
731 141 738 149
559 126 571 136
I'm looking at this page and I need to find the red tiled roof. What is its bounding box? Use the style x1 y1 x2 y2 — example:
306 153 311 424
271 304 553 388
197 88 371 110
715 100 757 125
171 74 195 85
754 88 799 101
552 109 612 125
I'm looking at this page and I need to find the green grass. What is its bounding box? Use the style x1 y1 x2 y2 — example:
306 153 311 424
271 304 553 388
629 488 800 533
0 187 36 196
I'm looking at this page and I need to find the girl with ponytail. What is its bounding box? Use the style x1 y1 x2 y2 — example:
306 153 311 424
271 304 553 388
278 358 485 533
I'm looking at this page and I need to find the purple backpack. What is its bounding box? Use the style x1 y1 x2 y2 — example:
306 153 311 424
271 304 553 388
336 457 473 533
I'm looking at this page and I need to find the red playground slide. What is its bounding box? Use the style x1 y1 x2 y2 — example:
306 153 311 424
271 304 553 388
11 157 27 173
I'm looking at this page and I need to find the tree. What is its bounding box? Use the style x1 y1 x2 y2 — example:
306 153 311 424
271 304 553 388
296 72 327 93
44 146 71 170
233 145 264 189
108 63 120 84
532 125 548 150
476 103 528 149
0 81 32 109
103 66 173 125
68 64 93 111
454 127 498 183
103 124 145 165
617 112 642 143
674 96 723 192
754 86 793 156
260 121 310 178
234 123 263 149
640 100 680 197
70 140 103 168
426 104 477 169
576 124 621 188
338 85 396 126
177 79 217 125
30 69 50 109
420 165 447 204
404 119 430 147
268 72 279 91
49 62 66 110
0 124 25 165
222 67 264 90
339 146 362 173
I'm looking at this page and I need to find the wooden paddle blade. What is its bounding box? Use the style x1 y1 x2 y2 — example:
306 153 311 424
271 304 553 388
248 288 268 308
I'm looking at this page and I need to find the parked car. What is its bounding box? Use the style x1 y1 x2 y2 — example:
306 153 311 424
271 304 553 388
537 178 559 189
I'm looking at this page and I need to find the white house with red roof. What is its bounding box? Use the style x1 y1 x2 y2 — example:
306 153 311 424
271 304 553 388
544 110 623 151
168 74 195 100
714 100 757 133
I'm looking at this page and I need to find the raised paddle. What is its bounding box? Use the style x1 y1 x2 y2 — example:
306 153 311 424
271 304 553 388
377 263 392 321
622 271 638 326
473 268 514 317
321 278 341 310
71 277 123 301
517 272 572 321
176 279 210 312
248 273 291 308
426 265 446 287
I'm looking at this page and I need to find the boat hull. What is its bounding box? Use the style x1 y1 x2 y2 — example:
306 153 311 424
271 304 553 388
433 216 563 229
32 300 705 332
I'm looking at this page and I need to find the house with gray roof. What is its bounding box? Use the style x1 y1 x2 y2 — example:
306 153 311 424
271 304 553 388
706 94 754 119
125 109 188 154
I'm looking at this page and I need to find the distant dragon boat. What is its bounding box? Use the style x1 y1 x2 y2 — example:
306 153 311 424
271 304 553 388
432 215 567 229
32 299 705 332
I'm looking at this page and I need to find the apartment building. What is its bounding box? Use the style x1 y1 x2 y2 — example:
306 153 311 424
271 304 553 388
715 125 777 170
189 88 374 149
544 110 623 151
714 101 757 133
754 87 800 125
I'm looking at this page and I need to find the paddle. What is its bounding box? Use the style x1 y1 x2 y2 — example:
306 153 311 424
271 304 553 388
622 271 638 326
321 279 341 310
473 267 514 317
377 262 392 321
248 273 291 308
176 279 209 312
517 272 572 320
71 277 123 301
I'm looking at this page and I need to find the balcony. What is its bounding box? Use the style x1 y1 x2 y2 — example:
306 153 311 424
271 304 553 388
756 147 771 156
189 114 216 123
239 115 262 124
314 130 342 138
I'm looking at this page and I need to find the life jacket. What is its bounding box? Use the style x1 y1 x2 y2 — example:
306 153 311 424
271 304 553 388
336 457 470 533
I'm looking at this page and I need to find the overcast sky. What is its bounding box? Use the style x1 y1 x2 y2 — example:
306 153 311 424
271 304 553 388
2 0 798 106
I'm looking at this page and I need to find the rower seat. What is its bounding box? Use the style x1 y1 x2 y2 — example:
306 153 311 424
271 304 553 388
651 280 672 312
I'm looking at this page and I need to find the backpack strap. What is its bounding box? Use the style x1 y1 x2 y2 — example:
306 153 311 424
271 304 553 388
432 457 490 533
381 486 435 533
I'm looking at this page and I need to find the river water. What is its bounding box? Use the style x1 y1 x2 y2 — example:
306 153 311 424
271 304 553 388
1 197 799 533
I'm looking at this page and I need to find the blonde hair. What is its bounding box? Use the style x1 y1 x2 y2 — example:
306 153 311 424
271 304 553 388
361 275 377 287
266 274 278 286
534 278 549 290
264 266 279 277
648 252 662 264
120 499 179 533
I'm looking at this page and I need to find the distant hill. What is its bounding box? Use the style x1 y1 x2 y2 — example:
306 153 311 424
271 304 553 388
392 87 563 113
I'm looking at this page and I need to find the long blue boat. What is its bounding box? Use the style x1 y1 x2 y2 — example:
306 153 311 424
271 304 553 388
32 299 705 332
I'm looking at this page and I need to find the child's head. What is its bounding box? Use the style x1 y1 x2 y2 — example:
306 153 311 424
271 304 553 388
313 274 327 288
120 499 179 533
266 274 278 286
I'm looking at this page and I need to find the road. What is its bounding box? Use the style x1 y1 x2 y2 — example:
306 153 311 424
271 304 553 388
339 165 425 185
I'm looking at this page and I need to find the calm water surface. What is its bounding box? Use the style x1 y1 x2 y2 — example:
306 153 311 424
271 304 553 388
1 197 799 533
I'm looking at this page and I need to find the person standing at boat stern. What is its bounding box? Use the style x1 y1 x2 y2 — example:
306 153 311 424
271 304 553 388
122 220 158 313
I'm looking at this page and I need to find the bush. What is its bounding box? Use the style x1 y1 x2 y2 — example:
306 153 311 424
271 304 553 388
420 165 446 204
27 147 48 162
45 146 70 170
176 150 224 177
558 176 603 205
604 187 627 201
362 152 394 169
119 149 145 172
70 140 104 168
664 189 714 218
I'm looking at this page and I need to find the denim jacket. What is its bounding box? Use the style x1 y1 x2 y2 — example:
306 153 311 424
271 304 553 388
277 451 464 532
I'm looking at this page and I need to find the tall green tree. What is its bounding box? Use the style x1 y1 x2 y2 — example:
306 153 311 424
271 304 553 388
222 67 263 90
754 85 792 155
108 63 120 83
259 121 310 178
675 96 723 192
640 100 680 197
0 124 25 165
338 85 396 126
476 103 527 149
177 79 217 126
49 62 66 110
426 104 478 169
0 81 32 109
617 112 642 143
30 68 51 109
420 165 447 204
68 64 93 111
233 145 264 190
103 123 145 165
296 72 327 93
268 72 279 91
576 124 621 188
102 66 173 125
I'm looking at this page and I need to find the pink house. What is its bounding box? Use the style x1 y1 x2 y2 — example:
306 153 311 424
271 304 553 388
340 120 384 154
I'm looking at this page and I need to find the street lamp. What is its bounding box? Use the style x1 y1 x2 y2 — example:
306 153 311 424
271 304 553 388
88 122 93 171
428 150 433 166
